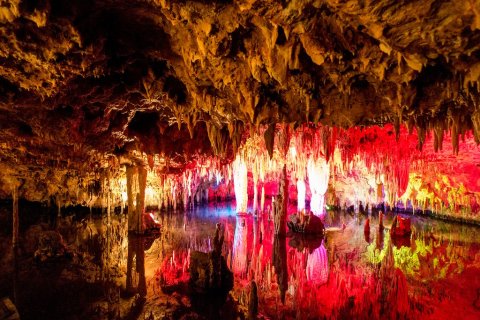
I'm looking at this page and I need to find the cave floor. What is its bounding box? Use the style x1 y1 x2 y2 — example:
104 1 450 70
0 204 479 320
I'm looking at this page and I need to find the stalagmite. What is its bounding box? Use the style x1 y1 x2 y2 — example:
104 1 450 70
264 123 276 159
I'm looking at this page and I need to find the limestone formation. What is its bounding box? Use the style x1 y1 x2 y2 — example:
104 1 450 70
0 0 479 203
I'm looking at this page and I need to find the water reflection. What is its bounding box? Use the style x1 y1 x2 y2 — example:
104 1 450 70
306 240 328 286
232 217 249 277
272 236 287 303
126 234 146 297
0 205 479 319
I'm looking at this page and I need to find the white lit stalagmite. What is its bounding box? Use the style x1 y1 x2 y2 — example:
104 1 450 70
297 179 306 212
307 156 329 217
232 217 248 276
233 155 248 213
306 240 329 285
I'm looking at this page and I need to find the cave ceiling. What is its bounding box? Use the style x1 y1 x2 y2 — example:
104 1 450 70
1 0 480 186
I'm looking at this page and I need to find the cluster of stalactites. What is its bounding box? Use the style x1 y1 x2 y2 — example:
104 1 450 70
228 124 334 214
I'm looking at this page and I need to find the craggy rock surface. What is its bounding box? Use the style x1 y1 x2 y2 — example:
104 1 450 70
1 0 480 200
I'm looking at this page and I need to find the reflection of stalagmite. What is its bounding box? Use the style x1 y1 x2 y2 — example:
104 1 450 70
232 218 248 276
378 240 410 318
251 219 259 277
126 235 146 297
306 240 329 285
273 236 288 303
364 218 371 243
248 281 258 320
376 227 385 251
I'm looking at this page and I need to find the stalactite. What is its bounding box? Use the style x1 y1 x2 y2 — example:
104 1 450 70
417 125 426 151
12 185 19 248
433 121 444 152
451 114 460 155
264 123 276 159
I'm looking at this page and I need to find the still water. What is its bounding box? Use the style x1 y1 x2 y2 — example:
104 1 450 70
0 203 479 319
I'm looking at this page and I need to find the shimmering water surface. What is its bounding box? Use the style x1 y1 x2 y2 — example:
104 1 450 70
1 203 479 319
